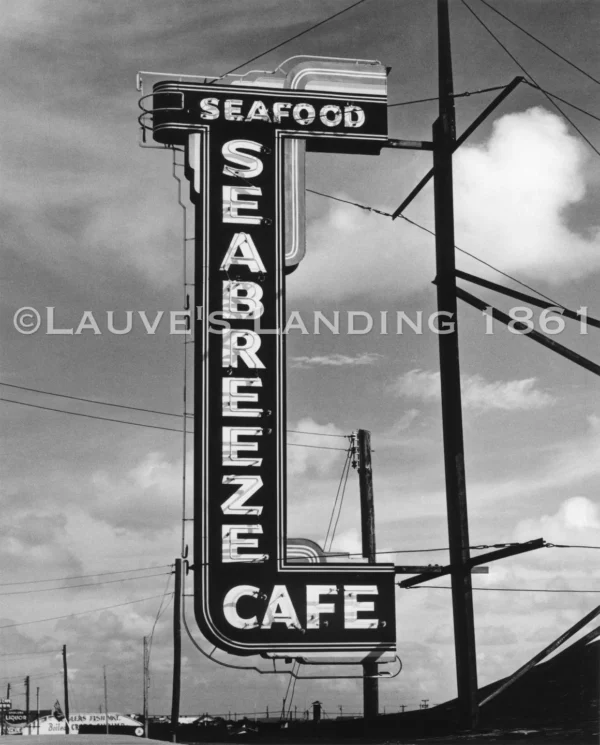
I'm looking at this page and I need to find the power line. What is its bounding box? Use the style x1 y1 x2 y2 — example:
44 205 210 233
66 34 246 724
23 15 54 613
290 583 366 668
147 574 173 665
1 386 352 443
0 397 185 434
0 594 174 630
288 429 349 439
307 189 566 309
217 0 370 78
324 449 353 552
388 83 509 108
523 83 600 124
475 0 600 86
461 0 600 158
0 651 59 658
408 585 600 593
326 543 600 558
0 382 182 419
0 571 171 597
0 565 172 588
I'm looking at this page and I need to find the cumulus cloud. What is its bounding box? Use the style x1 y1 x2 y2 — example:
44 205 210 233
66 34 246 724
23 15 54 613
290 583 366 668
291 352 382 368
88 451 185 532
287 417 348 477
455 107 600 283
290 107 600 302
514 496 600 545
288 199 435 301
391 369 555 411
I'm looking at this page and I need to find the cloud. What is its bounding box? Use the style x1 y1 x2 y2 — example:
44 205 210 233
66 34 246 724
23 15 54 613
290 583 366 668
391 369 555 411
291 352 382 368
287 417 348 477
88 451 184 533
455 107 600 283
514 496 600 546
290 107 600 303
288 199 435 301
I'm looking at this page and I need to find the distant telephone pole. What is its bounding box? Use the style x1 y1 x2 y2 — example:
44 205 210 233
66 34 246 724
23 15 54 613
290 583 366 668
357 429 379 721
36 688 40 735
143 636 149 737
103 666 109 734
62 645 70 735
24 676 30 724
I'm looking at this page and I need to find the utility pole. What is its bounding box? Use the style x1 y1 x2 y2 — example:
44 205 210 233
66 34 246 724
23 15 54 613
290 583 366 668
36 687 40 735
434 0 478 730
170 558 182 743
103 666 109 735
357 429 378 721
5 684 9 701
24 676 30 725
143 636 149 737
62 645 70 735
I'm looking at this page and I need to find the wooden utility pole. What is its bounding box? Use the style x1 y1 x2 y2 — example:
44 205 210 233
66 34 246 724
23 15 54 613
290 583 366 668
434 0 478 730
24 676 30 725
170 559 182 743
62 645 70 734
36 687 40 735
103 666 109 734
143 636 149 737
357 429 378 721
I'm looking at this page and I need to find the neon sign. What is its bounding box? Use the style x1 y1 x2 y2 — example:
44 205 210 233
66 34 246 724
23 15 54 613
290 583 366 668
146 57 396 657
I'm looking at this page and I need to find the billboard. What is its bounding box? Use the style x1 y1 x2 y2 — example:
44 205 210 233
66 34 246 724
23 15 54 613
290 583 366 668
143 56 396 658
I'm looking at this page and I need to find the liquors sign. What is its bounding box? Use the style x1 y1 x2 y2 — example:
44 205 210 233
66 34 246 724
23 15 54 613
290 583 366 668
145 56 396 657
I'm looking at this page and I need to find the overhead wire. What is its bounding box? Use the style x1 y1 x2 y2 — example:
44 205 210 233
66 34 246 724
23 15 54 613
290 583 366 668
475 0 600 86
307 189 567 309
0 564 171 588
460 0 600 157
0 571 171 597
1 385 352 443
147 573 174 664
522 83 600 124
0 651 59 658
387 82 510 108
408 585 600 593
0 594 174 630
0 397 184 434
0 382 181 419
216 0 371 79
323 448 353 553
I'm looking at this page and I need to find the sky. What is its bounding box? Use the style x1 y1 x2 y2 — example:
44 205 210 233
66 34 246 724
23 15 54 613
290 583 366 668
1 0 600 721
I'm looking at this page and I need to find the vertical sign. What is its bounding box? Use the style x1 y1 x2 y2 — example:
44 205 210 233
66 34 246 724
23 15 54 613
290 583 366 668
147 57 397 657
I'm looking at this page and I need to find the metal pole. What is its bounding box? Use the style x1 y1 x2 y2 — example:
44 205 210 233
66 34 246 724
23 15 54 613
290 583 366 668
170 559 182 743
434 0 478 730
357 429 379 721
62 646 70 735
103 666 109 734
143 636 149 737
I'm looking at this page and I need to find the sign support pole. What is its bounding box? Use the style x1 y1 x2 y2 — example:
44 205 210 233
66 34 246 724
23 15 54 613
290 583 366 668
434 0 478 730
62 646 70 734
170 559 182 743
357 429 379 721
